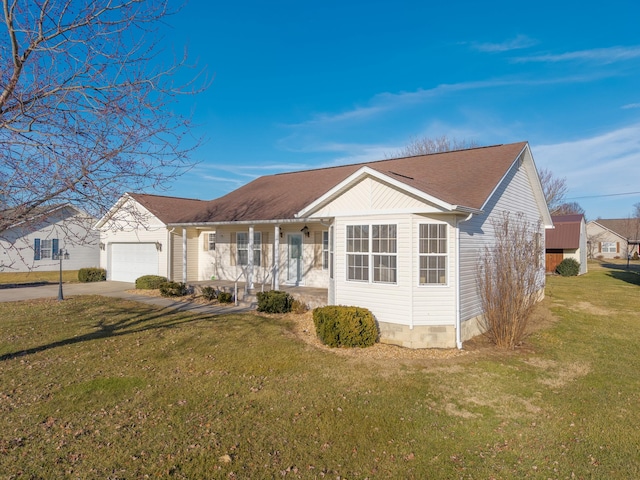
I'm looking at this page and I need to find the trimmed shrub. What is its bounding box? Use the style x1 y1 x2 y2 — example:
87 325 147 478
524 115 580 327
201 286 219 301
291 298 309 314
159 281 188 297
556 258 580 277
135 275 167 290
313 306 378 348
78 267 106 283
217 291 233 304
256 290 293 313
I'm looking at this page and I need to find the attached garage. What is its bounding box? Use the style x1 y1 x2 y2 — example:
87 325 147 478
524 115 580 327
109 243 159 282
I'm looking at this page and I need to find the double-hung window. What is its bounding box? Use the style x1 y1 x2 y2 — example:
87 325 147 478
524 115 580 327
601 241 617 253
236 232 261 266
208 233 216 251
419 224 447 285
322 231 329 270
34 238 58 261
346 225 369 281
372 224 397 283
346 224 397 284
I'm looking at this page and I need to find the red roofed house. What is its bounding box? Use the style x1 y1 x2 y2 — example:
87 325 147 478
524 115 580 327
545 214 588 275
97 141 552 349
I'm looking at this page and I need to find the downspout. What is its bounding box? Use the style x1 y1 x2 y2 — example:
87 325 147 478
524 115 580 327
455 214 473 350
167 228 175 281
248 225 254 290
274 225 280 290
182 228 187 283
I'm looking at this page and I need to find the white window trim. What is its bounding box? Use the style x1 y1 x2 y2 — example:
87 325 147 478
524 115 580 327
418 223 448 286
345 223 398 285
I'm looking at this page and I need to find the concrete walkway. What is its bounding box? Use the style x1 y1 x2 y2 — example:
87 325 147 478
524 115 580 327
0 281 254 315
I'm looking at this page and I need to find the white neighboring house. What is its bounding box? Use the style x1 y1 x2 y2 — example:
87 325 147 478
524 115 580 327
95 193 211 283
101 142 552 349
0 204 99 272
586 218 640 259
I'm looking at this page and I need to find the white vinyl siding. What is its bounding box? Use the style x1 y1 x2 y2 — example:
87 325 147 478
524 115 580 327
458 153 545 326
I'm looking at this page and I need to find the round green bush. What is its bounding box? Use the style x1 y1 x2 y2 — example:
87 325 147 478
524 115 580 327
313 306 378 348
256 290 293 313
556 258 580 277
78 267 106 282
135 275 167 289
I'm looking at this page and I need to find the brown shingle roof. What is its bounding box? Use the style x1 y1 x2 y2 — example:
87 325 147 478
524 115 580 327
128 193 206 224
177 141 528 224
594 218 640 242
546 214 584 249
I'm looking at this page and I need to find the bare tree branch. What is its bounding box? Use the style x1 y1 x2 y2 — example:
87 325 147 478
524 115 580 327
538 168 568 213
1 0 208 241
385 134 480 158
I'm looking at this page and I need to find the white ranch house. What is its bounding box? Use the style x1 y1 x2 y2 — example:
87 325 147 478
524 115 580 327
97 141 552 349
1 204 99 273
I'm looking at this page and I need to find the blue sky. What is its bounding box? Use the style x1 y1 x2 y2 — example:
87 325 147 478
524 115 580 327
162 0 640 220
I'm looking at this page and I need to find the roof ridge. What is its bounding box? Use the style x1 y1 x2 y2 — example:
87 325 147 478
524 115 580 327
129 192 205 202
270 141 524 177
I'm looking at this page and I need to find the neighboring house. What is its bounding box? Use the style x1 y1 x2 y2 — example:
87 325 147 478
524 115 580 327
586 218 640 259
545 214 587 274
95 193 209 282
0 204 99 272
100 141 552 348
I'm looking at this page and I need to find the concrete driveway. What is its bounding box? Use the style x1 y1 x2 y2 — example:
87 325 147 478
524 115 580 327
0 281 252 315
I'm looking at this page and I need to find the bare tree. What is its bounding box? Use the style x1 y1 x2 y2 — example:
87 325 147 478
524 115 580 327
538 168 568 213
633 202 640 219
477 212 545 349
0 1 205 237
552 201 585 216
386 134 480 158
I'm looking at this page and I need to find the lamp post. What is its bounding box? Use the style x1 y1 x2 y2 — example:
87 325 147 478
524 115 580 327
57 248 69 301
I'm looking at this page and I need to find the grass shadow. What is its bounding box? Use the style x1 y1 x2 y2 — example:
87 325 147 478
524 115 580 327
0 299 251 362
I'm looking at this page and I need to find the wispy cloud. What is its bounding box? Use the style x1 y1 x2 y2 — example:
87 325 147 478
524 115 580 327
622 103 640 109
514 45 640 64
472 35 538 53
534 123 640 194
285 74 612 130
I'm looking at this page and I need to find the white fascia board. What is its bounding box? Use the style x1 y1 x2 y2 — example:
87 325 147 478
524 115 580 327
94 193 133 229
94 193 165 230
296 166 456 218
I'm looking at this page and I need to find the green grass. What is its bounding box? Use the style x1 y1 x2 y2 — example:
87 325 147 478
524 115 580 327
0 260 639 478
0 270 80 284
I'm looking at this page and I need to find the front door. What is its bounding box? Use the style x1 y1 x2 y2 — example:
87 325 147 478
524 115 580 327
287 234 303 285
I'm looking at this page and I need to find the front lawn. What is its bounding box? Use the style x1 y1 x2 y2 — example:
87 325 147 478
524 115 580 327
0 270 80 285
0 262 639 478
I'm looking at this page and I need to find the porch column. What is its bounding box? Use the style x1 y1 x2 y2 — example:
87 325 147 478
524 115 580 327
274 225 280 290
248 224 254 290
182 228 187 283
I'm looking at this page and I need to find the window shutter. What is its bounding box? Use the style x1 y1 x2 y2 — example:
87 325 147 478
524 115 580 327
617 242 620 253
261 232 269 266
34 238 41 261
598 242 602 253
52 239 59 258
230 232 236 266
203 234 208 251
313 231 322 268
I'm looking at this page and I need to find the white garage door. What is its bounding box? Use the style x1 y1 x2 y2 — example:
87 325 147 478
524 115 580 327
110 243 159 283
